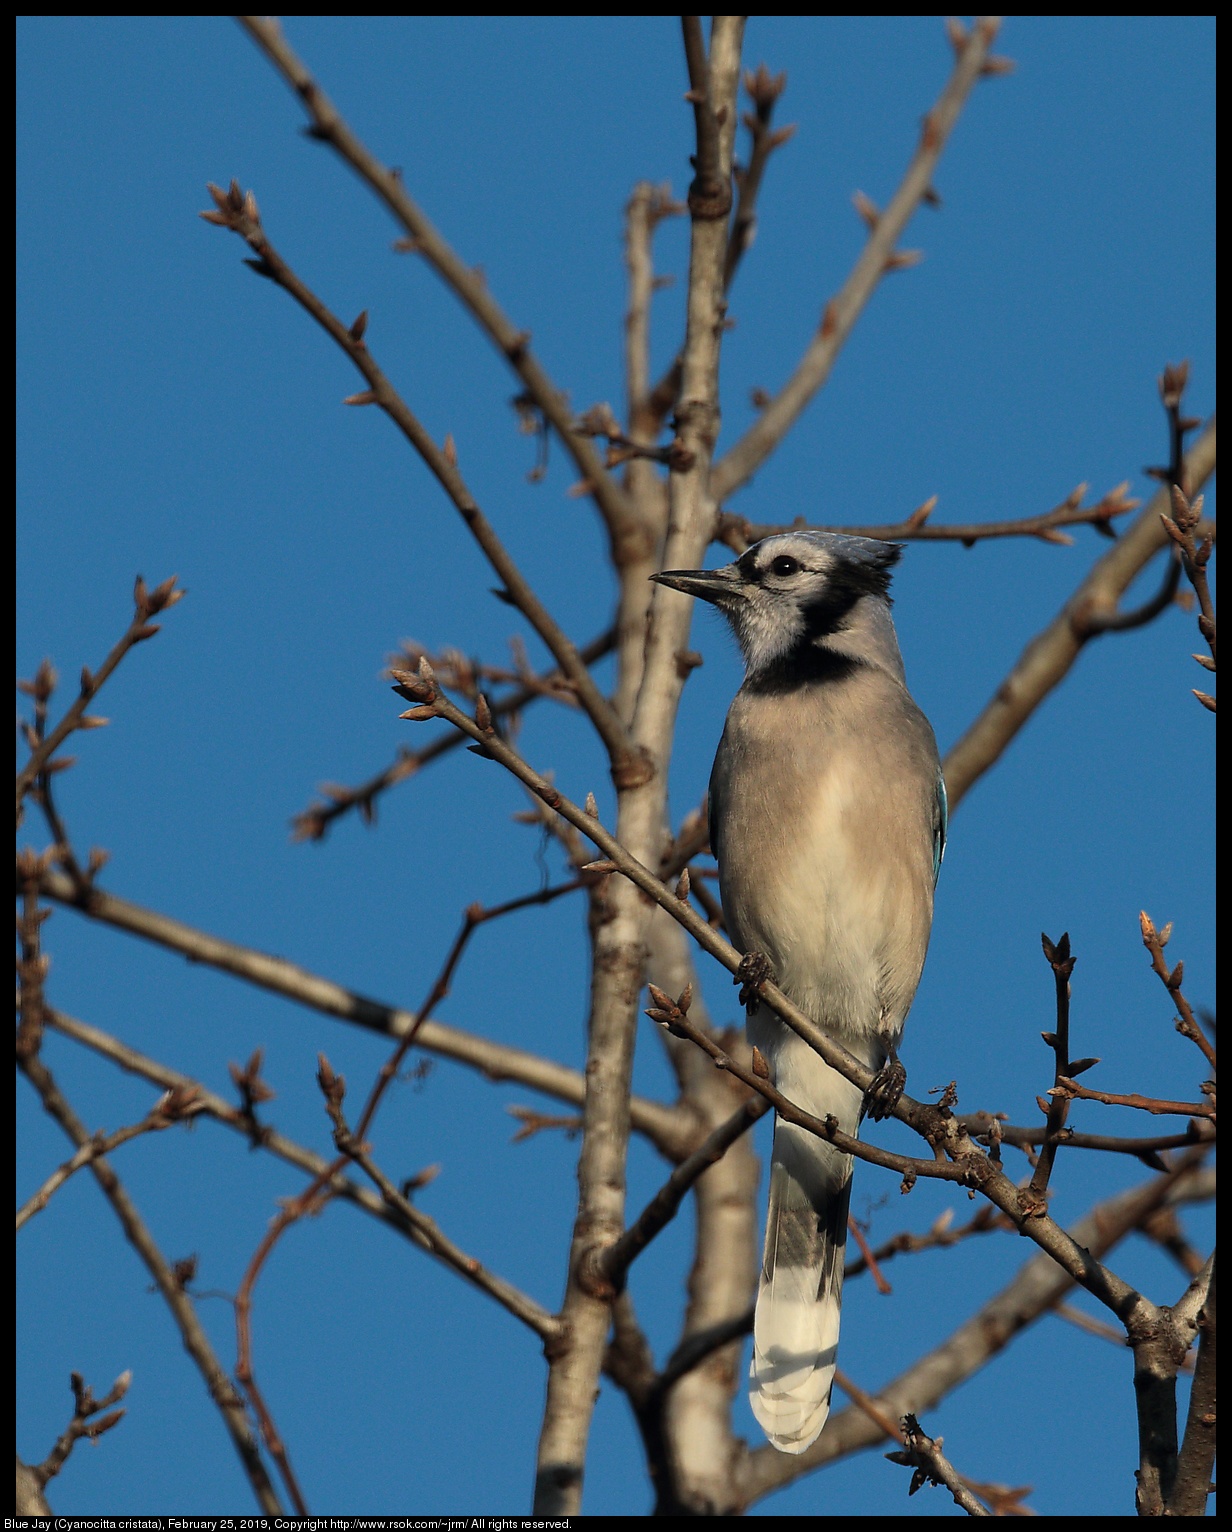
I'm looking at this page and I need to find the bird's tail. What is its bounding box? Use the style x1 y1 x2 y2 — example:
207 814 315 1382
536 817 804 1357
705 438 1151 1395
749 1090 861 1454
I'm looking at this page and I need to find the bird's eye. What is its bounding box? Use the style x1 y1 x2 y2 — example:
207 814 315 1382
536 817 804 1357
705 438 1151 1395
770 555 800 577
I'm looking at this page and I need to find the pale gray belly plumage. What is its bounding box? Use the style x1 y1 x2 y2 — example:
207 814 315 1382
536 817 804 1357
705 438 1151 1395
710 672 938 1057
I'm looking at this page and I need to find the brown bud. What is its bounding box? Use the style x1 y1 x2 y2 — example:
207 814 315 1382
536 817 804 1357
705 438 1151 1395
751 1045 770 1079
852 189 880 230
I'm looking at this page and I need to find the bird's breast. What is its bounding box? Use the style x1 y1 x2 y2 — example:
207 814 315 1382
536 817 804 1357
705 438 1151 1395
711 684 935 1044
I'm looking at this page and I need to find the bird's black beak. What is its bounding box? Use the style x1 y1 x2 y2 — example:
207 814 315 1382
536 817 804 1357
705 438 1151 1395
650 566 738 606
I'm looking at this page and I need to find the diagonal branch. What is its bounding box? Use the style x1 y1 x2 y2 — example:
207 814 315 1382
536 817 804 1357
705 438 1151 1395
16 576 184 820
593 1092 770 1293
200 180 639 776
236 15 650 567
710 18 1004 504
32 866 691 1157
16 1095 201 1231
42 1002 555 1332
16 1049 284 1515
403 676 1187 1335
293 624 616 842
735 1156 1212 1507
943 418 1216 808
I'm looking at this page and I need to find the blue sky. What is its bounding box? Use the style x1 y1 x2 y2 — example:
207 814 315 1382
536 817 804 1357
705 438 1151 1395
17 16 1214 1517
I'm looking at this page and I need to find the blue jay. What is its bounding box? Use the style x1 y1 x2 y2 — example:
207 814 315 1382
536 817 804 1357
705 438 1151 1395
652 531 945 1454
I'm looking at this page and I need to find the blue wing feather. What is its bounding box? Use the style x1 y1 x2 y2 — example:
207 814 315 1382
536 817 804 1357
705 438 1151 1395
933 769 948 887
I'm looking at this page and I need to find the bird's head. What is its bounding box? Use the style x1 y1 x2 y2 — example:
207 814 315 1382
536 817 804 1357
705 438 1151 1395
651 530 903 681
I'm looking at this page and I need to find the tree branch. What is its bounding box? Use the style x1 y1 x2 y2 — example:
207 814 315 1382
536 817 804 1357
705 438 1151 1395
943 417 1216 808
32 866 692 1157
735 1157 1212 1507
714 479 1140 550
236 15 651 567
1168 1251 1216 1515
16 576 183 820
292 624 616 841
532 18 745 1513
42 1004 559 1322
200 179 639 777
16 1050 283 1514
710 18 1003 504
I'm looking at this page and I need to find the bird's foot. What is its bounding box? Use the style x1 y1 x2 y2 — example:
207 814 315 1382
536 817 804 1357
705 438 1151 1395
865 1050 906 1121
735 951 775 1009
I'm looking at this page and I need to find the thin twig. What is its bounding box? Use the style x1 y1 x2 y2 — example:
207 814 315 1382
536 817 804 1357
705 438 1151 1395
230 875 591 1500
710 18 1004 503
41 1005 553 1314
885 1413 990 1516
236 16 649 567
16 1050 283 1514
1140 911 1218 1070
1048 1080 1214 1119
594 1092 771 1292
324 1097 560 1340
943 417 1216 808
16 1092 203 1230
24 1369 133 1503
292 625 616 841
16 576 183 819
715 480 1140 551
1024 932 1077 1207
33 866 690 1157
199 180 639 777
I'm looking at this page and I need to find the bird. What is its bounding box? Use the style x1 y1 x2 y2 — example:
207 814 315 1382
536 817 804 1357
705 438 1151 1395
651 530 945 1455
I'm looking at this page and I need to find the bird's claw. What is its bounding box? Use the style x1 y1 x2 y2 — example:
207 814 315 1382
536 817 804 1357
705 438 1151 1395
735 951 775 1009
865 1052 906 1121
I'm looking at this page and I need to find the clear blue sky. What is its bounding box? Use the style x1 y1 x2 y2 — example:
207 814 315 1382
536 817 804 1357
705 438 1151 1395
18 17 1214 1517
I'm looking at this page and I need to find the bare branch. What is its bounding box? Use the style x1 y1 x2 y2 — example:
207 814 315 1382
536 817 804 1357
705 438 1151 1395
710 19 1004 503
16 575 183 821
200 180 639 776
1023 931 1077 1206
42 1006 559 1303
1139 911 1217 1070
293 624 616 841
1048 1079 1214 1119
324 1099 560 1341
16 1091 202 1230
405 680 1192 1325
33 866 691 1157
593 1092 770 1292
714 479 1140 550
1169 1252 1216 1515
16 1050 283 1514
943 418 1216 809
884 1412 990 1516
21 1368 133 1508
736 1158 1213 1506
533 18 746 1513
236 16 651 566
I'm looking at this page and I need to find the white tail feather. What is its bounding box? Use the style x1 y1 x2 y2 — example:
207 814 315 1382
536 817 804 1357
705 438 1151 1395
749 1082 862 1453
